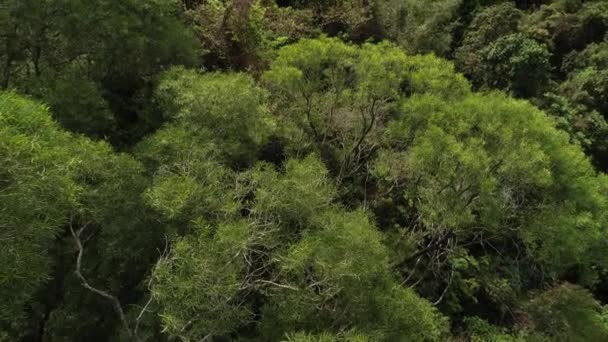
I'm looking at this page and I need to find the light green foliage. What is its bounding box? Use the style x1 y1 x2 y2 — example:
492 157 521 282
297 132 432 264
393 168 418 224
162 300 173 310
153 67 273 166
403 54 471 99
151 220 254 338
249 155 336 227
374 0 461 56
263 37 469 183
477 33 552 97
0 92 78 326
263 37 398 175
0 92 148 336
151 155 447 341
144 170 234 222
526 283 608 341
375 91 608 306
283 209 389 286
136 67 272 226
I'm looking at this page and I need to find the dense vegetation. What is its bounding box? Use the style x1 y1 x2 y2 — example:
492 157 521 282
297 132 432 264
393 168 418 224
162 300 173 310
2 0 608 340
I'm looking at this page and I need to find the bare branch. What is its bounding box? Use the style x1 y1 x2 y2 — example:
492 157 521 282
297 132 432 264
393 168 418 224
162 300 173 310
133 296 153 338
69 218 139 341
254 279 299 291
433 263 455 306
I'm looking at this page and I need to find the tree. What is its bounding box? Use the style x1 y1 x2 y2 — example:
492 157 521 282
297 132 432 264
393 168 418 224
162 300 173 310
183 0 268 70
263 37 470 194
560 57 608 119
455 2 524 86
0 92 79 333
373 91 608 318
556 41 608 169
4 2 608 340
541 93 608 169
285 331 371 342
463 316 546 342
525 283 608 341
0 0 199 143
150 155 448 341
521 0 608 68
477 33 552 98
144 66 273 168
0 92 155 340
373 0 461 56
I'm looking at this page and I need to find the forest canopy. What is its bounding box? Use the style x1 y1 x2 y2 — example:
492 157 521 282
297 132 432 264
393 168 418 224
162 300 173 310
2 0 608 341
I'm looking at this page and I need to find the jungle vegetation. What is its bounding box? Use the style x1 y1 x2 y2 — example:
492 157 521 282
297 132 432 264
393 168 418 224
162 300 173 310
2 0 608 341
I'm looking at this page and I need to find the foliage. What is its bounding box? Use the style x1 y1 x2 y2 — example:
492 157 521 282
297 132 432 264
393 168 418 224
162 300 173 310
0 0 199 143
522 0 608 63
374 0 461 56
0 92 151 339
464 317 547 342
560 65 608 118
542 93 608 167
263 36 469 191
526 283 608 341
148 153 447 341
183 0 266 69
3 2 608 341
285 331 371 342
374 91 608 317
151 220 254 338
477 33 552 97
455 2 524 86
0 92 78 329
151 66 273 166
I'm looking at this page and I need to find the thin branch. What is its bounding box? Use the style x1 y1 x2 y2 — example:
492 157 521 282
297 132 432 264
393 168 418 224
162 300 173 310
134 242 167 338
433 263 455 306
254 279 298 291
69 219 139 341
133 296 153 338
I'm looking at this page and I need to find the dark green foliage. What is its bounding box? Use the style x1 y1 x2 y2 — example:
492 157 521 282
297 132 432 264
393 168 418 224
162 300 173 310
0 0 199 143
464 317 547 341
560 63 608 118
373 0 461 56
522 0 608 64
455 3 524 85
556 41 608 168
542 93 608 162
526 283 608 341
477 33 552 97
